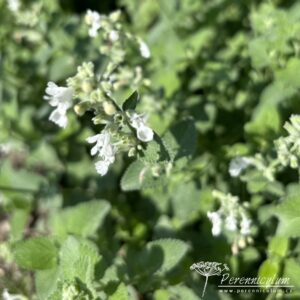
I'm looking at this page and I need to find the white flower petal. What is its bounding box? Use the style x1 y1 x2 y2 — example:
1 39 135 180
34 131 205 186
137 125 154 142
95 160 110 176
225 214 237 231
207 211 222 236
240 215 251 236
7 0 20 12
44 82 73 128
139 40 151 58
49 108 68 128
86 134 101 144
109 30 119 42
229 157 251 177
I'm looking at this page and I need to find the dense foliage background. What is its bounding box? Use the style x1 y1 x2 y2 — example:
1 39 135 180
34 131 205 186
1 0 300 299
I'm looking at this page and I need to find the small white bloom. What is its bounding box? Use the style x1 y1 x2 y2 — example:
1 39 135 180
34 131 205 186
86 132 115 158
229 157 251 177
87 131 116 176
109 30 119 42
225 214 237 231
44 82 73 128
95 159 112 176
240 215 251 236
130 113 154 142
139 40 151 59
207 211 222 236
2 289 23 300
85 9 101 37
49 107 68 128
7 0 20 12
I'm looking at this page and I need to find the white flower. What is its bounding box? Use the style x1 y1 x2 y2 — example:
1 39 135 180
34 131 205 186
229 157 251 177
2 289 23 300
86 131 116 176
225 214 237 231
85 10 101 37
7 0 20 12
109 30 119 42
95 159 112 176
129 113 154 142
44 82 73 128
240 215 251 236
139 40 151 59
207 211 222 236
86 132 115 157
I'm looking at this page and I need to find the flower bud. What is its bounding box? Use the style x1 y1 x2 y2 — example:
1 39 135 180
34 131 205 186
103 101 117 116
109 10 121 22
128 147 136 157
74 101 90 116
81 81 93 93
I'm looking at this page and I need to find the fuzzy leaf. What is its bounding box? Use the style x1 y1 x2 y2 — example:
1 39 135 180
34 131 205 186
146 239 189 275
50 200 111 238
14 237 58 270
121 160 148 191
59 236 100 286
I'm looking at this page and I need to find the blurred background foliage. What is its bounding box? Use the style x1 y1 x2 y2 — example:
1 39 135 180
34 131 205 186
1 0 300 299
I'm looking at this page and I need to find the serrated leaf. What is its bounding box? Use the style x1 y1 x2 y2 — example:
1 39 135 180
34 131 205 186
35 267 60 300
122 91 139 111
14 237 58 270
59 236 100 287
50 200 110 238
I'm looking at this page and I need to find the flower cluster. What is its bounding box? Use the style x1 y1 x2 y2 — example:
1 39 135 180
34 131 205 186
229 156 251 177
7 0 20 12
275 114 300 169
43 9 155 177
207 190 253 253
85 9 151 60
229 154 277 182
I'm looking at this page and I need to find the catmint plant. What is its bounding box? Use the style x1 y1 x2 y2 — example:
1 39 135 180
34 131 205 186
207 190 253 254
44 11 154 176
275 114 300 169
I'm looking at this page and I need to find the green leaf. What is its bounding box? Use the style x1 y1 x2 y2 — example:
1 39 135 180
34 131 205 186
146 239 189 275
14 237 58 270
283 258 300 289
50 200 111 238
59 236 100 287
120 160 148 191
0 161 45 191
35 267 60 300
10 208 30 242
258 259 279 287
171 182 200 227
162 119 197 162
108 283 129 300
268 237 289 258
275 191 300 237
122 91 139 111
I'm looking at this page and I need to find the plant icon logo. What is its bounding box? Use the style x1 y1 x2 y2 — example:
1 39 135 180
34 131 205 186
190 261 229 298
